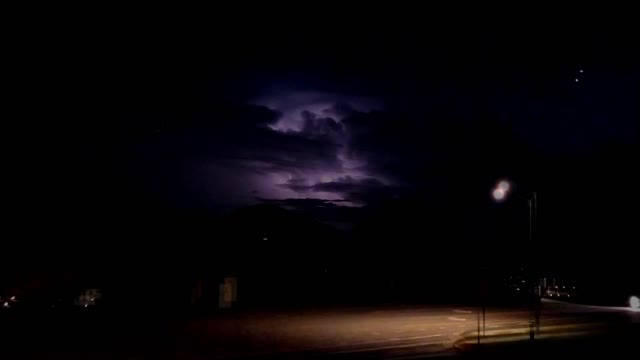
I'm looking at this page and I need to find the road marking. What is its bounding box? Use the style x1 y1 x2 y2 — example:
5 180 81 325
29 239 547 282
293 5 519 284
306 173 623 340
453 309 472 314
448 317 467 321
333 338 445 354
326 334 446 352
387 334 443 341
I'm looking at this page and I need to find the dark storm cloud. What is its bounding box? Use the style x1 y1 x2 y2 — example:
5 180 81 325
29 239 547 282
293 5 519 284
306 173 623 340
310 176 384 193
301 110 345 139
166 91 418 207
228 130 343 174
258 198 347 209
312 177 402 204
178 104 344 172
279 175 404 204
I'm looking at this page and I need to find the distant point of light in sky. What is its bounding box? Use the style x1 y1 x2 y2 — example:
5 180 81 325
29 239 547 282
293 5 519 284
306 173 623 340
579 69 584 73
575 78 579 82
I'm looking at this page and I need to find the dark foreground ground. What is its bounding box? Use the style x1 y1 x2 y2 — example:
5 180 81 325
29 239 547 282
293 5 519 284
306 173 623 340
1 300 639 359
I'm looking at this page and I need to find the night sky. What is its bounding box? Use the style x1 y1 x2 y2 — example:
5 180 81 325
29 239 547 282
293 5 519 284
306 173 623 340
6 13 638 287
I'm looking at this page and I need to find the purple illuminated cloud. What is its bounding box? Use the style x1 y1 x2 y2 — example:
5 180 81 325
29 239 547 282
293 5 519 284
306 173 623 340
243 90 391 206
255 91 378 132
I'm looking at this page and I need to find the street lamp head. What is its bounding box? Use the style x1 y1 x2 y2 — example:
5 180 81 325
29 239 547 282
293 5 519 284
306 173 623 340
492 179 512 202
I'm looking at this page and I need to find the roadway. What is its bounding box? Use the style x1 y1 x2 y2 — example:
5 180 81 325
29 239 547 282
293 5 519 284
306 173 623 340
178 300 640 359
2 300 638 359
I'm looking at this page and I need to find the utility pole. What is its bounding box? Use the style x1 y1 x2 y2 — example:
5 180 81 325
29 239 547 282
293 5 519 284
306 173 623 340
491 181 540 341
528 192 540 340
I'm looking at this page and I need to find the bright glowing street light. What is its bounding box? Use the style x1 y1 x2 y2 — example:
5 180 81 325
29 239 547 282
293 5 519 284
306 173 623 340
491 180 511 202
630 296 640 309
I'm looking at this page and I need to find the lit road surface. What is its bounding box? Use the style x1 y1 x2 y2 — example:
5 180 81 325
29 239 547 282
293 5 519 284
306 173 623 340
178 300 640 359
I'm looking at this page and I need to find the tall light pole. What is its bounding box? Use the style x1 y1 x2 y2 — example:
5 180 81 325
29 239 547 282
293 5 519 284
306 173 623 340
492 179 540 340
